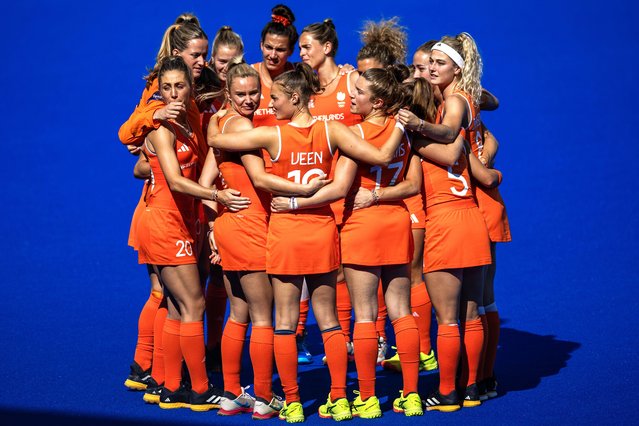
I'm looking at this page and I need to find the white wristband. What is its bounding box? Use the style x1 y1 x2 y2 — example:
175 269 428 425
289 197 298 210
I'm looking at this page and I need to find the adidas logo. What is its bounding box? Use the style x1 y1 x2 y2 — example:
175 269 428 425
177 145 190 153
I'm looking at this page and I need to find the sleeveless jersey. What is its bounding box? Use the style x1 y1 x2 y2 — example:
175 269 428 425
270 120 335 215
251 62 294 128
453 90 483 157
309 71 362 126
143 122 199 218
422 102 476 212
217 113 271 214
344 118 410 209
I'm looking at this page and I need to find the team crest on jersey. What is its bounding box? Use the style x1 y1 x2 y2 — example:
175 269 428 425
148 91 162 103
336 91 346 108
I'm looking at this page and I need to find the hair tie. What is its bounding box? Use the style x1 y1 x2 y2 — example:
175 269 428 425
271 14 291 26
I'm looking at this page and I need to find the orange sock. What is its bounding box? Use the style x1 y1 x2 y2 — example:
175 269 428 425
250 326 274 401
151 303 167 384
477 313 489 382
274 331 299 403
460 318 484 387
163 318 183 392
296 299 309 336
392 315 420 395
180 321 208 394
376 282 387 340
437 323 460 395
133 290 162 370
336 281 352 342
483 310 500 379
221 319 248 396
410 283 432 354
205 281 227 350
352 322 377 400
322 328 348 400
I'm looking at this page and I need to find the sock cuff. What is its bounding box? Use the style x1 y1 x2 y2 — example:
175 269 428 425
321 325 342 334
224 319 249 340
250 326 274 344
274 329 296 335
353 321 377 338
461 317 484 332
438 323 460 338
478 306 486 315
484 302 498 312
391 314 418 332
164 318 181 335
180 320 204 337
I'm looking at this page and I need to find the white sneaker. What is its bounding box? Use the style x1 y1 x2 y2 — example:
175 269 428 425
376 336 387 365
217 386 255 416
253 394 284 420
322 341 354 364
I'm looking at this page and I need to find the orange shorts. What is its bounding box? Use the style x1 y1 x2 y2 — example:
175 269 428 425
341 204 412 266
137 206 197 266
267 211 339 275
423 203 491 273
475 186 512 243
404 193 426 230
215 212 268 271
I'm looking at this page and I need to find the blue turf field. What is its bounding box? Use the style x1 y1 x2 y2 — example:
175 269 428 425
2 0 638 424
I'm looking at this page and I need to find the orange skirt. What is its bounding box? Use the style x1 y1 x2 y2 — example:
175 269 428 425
341 204 412 266
137 206 197 266
423 204 491 273
215 212 268 271
475 185 512 243
267 212 339 275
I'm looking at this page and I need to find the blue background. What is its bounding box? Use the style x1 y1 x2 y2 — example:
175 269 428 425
2 0 638 424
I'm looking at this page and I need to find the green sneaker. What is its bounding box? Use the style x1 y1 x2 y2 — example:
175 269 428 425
393 391 423 416
420 349 438 371
318 394 352 421
279 401 305 423
350 391 382 419
381 347 402 373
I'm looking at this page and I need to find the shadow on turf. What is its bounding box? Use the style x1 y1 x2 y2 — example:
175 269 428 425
493 327 580 396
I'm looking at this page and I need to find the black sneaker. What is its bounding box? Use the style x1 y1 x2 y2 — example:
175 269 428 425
423 389 461 412
124 361 153 391
190 383 224 412
462 383 481 408
479 376 498 401
142 379 162 404
159 385 191 409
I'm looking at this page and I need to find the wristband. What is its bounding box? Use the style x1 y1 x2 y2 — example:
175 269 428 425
211 189 219 202
371 189 380 205
289 197 298 210
418 119 424 133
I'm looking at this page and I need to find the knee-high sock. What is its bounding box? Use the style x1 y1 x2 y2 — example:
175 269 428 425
274 331 299 403
459 318 484 388
180 321 209 394
322 328 347 400
437 323 460 395
375 281 387 340
296 299 310 337
352 322 377 400
221 319 248 396
392 315 420 395
410 283 432 354
336 281 352 342
484 310 500 379
151 302 168 384
163 318 183 392
250 326 274 401
205 283 227 350
134 290 163 370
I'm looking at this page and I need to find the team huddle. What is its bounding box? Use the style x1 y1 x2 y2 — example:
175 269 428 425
119 4 511 423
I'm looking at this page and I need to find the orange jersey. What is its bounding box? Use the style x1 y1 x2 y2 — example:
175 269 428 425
340 118 412 266
309 71 362 126
251 62 294 128
119 78 208 172
266 120 339 274
422 103 476 212
452 90 483 157
137 123 200 265
217 113 271 214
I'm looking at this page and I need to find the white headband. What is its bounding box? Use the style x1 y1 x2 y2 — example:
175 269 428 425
432 42 465 69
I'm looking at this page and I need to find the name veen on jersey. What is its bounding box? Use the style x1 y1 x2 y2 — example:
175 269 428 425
291 151 323 165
